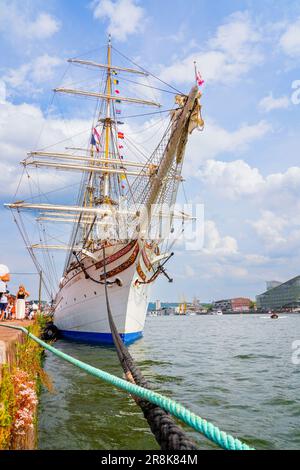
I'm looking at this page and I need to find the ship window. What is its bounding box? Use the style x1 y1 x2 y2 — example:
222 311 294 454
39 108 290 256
84 294 87 298
74 298 76 302
94 291 97 295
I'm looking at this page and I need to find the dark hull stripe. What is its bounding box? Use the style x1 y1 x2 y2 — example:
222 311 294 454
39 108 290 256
61 241 138 290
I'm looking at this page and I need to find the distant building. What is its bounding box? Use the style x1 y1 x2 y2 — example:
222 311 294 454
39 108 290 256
155 299 161 311
256 276 300 310
213 297 251 312
187 298 207 314
266 281 281 290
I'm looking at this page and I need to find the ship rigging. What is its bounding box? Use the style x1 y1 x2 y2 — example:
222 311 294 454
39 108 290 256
5 37 204 343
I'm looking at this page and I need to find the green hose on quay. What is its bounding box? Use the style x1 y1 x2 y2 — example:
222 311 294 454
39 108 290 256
0 323 255 451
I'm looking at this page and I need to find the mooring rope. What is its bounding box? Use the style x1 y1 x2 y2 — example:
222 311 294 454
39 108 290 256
70 247 196 448
100 247 197 450
0 323 254 450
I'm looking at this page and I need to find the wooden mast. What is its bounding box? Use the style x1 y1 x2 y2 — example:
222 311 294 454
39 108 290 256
104 35 112 198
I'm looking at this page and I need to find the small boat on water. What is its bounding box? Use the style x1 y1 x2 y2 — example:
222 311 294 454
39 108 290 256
210 309 223 316
268 309 278 319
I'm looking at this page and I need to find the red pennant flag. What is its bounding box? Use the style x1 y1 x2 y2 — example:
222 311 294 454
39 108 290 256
115 89 120 94
119 145 123 149
118 132 124 139
196 71 205 87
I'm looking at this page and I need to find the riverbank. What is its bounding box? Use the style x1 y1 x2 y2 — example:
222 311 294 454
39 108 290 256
148 310 300 316
0 320 46 450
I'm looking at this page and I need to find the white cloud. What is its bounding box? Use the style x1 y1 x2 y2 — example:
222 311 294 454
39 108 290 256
203 220 238 256
208 11 261 58
0 161 20 196
160 11 263 86
250 209 300 258
91 0 145 41
4 65 30 89
31 55 63 83
251 211 287 246
244 254 270 266
174 220 244 286
197 159 300 212
184 264 197 279
263 166 300 212
183 118 271 176
198 159 264 198
0 96 90 198
259 93 290 112
25 12 60 39
211 264 248 279
0 80 6 103
3 54 63 96
280 17 300 58
0 2 60 41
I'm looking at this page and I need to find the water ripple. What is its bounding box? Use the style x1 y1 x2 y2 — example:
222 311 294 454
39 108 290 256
38 314 300 450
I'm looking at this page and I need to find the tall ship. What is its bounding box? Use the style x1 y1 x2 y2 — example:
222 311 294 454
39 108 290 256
6 38 204 343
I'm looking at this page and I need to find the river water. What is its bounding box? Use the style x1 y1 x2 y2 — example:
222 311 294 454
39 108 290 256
38 315 300 450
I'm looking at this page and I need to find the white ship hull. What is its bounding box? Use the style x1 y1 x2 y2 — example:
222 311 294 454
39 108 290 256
54 241 153 344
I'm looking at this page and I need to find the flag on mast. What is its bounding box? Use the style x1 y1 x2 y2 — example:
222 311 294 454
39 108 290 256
120 173 126 189
194 61 205 87
90 127 101 151
196 71 204 87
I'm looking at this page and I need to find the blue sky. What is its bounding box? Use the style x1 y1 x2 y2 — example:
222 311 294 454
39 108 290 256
1 0 300 302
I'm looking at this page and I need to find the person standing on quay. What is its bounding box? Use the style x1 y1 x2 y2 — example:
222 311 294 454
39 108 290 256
16 285 30 320
0 264 10 296
0 292 8 321
0 264 10 321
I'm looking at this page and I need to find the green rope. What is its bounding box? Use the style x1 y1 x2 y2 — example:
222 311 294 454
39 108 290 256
0 323 254 451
